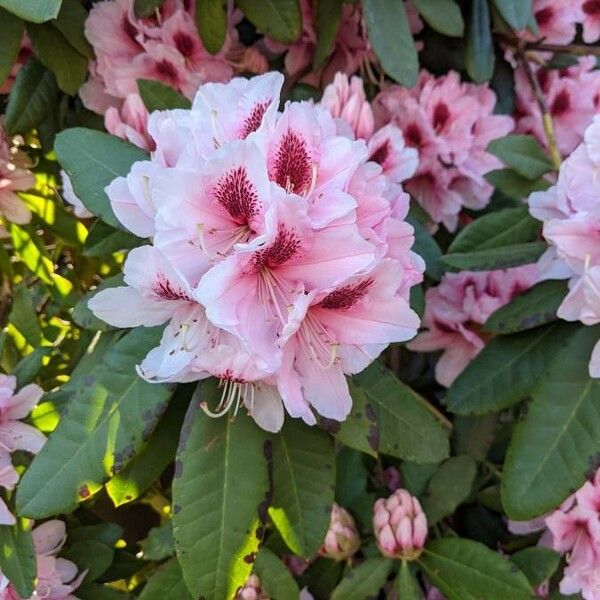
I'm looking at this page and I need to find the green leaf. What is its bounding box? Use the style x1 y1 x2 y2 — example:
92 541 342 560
140 523 174 561
448 206 540 254
0 8 24 88
134 0 164 18
488 135 553 180
452 414 497 461
27 23 87 95
254 547 300 599
83 221 142 257
106 385 190 507
330 557 393 600
411 0 464 37
465 0 494 83
397 561 422 600
486 169 550 200
363 0 418 86
172 381 268 600
69 523 124 547
138 559 193 600
236 0 301 44
351 363 450 463
418 538 533 600
62 541 115 584
0 0 62 23
78 584 131 600
16 327 173 518
9 284 42 346
52 0 93 58
441 241 547 271
13 347 52 387
73 274 123 332
55 128 149 228
502 324 600 519
195 0 226 55
422 455 478 524
407 215 443 281
137 79 191 112
313 0 343 69
493 0 533 30
334 382 378 457
0 521 36 598
511 547 561 588
269 418 335 557
484 280 569 334
4 58 58 135
446 322 576 415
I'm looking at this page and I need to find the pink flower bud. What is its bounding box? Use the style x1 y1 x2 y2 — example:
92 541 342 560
373 489 428 560
236 574 269 600
319 503 361 561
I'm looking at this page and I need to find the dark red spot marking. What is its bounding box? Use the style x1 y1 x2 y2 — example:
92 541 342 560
551 89 571 116
152 275 191 301
583 0 600 15
213 166 259 226
319 278 374 310
239 100 271 139
404 123 422 147
79 484 90 499
253 224 301 268
155 60 179 84
369 141 390 166
432 102 450 131
174 32 195 58
122 15 139 45
271 130 312 193
535 6 554 26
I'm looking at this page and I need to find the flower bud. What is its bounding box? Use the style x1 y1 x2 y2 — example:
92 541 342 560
236 574 269 600
319 503 361 561
373 489 428 560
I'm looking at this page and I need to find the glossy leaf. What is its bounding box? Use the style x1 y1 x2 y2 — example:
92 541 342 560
465 0 494 83
502 324 600 519
0 8 24 87
140 523 174 562
138 559 193 600
9 284 42 346
195 0 227 54
411 0 464 37
441 241 546 271
137 79 191 112
330 557 393 600
488 135 553 180
0 0 62 23
83 221 142 257
314 0 343 68
254 547 300 599
0 521 36 598
73 274 123 332
269 418 335 557
408 215 443 281
493 0 533 31
236 0 302 44
485 168 550 199
52 0 93 58
62 541 115 583
397 561 422 600
511 547 561 587
363 0 418 86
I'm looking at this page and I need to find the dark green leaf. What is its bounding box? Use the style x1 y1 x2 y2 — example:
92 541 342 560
269 418 335 557
236 0 301 43
422 455 477 524
138 559 193 600
448 206 540 253
511 547 561 588
83 221 142 257
134 0 164 18
13 347 51 387
140 523 174 561
330 557 393 600
351 363 450 463
195 0 226 54
254 547 300 599
78 584 131 600
137 79 191 112
418 537 533 600
441 241 546 271
16 327 173 518
52 0 93 58
0 8 24 87
55 128 149 228
502 324 600 519
408 215 443 280
334 382 378 457
69 523 124 547
397 561 422 600
411 0 464 37
0 521 36 598
4 58 58 135
363 0 418 86
452 414 497 461
446 322 576 415
172 381 268 599
488 135 553 180
9 284 42 346
314 0 343 68
493 0 533 30
0 0 62 23
484 279 569 333
465 0 494 83
402 461 440 497
27 23 87 95
62 541 115 583
486 169 550 200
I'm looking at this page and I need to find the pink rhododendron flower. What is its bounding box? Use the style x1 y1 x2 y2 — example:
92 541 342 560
373 488 428 560
236 574 268 600
408 265 539 387
515 57 600 156
59 171 93 219
530 115 600 377
105 93 154 151
0 123 35 225
526 0 580 45
373 70 514 230
510 467 600 600
579 0 600 43
90 72 423 432
319 503 361 561
0 374 45 525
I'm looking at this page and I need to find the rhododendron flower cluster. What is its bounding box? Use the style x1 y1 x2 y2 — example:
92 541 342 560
372 71 514 231
530 114 600 376
407 266 539 387
89 72 423 432
0 374 45 525
0 520 85 600
510 467 600 600
80 0 266 115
